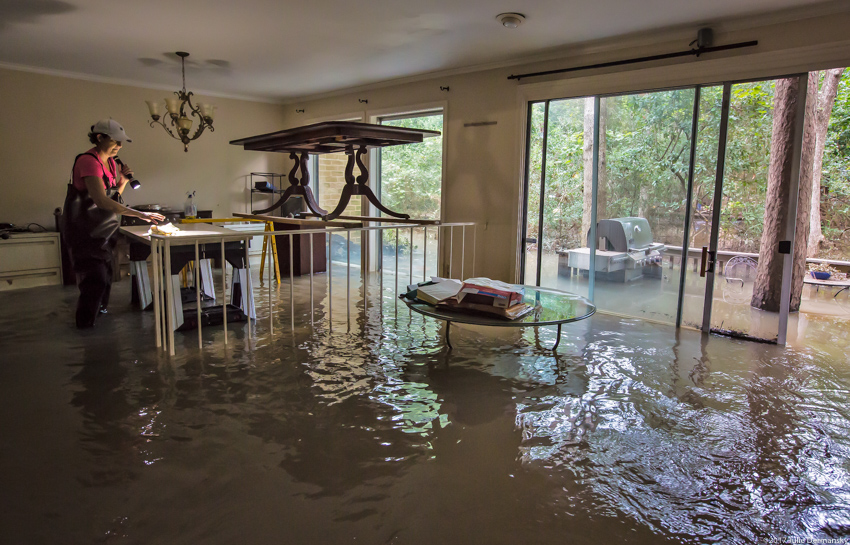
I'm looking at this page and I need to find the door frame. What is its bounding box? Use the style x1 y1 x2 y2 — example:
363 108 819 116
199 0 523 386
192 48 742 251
367 102 448 275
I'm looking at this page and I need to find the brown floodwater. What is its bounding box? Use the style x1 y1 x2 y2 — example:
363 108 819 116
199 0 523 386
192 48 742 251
1 270 849 544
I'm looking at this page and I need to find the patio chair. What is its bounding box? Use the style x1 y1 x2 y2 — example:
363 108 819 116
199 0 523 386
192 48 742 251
722 256 757 304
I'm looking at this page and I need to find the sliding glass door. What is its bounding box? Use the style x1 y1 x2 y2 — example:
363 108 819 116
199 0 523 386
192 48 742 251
524 75 808 343
592 89 694 324
522 99 589 299
525 89 695 326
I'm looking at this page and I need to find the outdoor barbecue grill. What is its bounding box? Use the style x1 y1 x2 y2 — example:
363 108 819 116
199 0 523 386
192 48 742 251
558 217 665 282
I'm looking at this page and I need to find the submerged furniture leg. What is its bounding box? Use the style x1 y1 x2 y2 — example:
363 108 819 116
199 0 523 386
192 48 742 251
552 323 562 352
290 233 294 331
244 238 252 338
221 240 227 344
445 321 453 350
268 231 273 337
165 239 175 356
327 232 332 326
195 242 202 349
152 239 161 349
309 235 314 326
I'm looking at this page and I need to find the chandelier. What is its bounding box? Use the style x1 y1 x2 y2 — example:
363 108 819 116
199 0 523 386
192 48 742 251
146 52 215 152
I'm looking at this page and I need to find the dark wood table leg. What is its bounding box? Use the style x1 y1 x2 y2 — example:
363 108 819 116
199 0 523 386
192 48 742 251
253 152 327 216
296 151 327 216
322 145 410 221
323 184 355 222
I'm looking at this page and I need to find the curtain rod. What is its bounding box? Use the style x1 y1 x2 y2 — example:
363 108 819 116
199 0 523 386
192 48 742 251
507 40 759 81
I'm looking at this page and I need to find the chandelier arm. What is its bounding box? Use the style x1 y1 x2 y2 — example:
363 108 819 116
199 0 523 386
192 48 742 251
182 93 214 140
189 123 207 142
191 109 215 133
186 95 211 128
176 90 191 120
183 92 199 115
149 118 183 141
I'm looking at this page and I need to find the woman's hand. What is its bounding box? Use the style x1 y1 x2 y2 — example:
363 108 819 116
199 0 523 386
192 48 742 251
115 160 133 194
138 211 166 223
119 161 134 181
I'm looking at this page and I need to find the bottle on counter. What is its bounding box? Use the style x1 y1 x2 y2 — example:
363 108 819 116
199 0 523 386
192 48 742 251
184 191 197 219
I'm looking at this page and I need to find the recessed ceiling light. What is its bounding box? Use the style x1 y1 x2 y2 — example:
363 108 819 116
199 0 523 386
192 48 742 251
496 13 525 29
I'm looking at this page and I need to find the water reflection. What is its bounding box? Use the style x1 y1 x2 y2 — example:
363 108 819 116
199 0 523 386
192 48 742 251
513 324 850 542
3 276 850 543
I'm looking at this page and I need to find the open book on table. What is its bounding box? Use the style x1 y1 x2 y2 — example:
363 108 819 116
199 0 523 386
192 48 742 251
405 277 532 320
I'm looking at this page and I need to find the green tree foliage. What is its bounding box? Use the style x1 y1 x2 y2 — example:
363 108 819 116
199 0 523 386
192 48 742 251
525 79 850 260
525 73 850 262
604 90 694 240
379 115 443 221
716 82 775 252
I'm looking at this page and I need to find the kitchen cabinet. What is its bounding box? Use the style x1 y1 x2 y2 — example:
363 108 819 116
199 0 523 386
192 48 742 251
0 232 62 291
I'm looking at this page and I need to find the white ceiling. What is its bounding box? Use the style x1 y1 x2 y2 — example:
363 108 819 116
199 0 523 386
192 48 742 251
0 0 836 103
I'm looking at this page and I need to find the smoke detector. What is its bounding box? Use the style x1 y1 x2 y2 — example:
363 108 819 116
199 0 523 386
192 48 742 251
496 13 525 29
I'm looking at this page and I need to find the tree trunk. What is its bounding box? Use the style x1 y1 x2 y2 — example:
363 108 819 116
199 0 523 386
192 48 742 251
752 77 815 312
582 98 607 245
807 68 845 257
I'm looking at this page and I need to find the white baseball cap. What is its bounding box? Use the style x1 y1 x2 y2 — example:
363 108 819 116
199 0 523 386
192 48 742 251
91 118 132 143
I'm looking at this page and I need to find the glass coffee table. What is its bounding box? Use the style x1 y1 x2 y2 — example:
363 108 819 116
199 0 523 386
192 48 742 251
403 285 596 352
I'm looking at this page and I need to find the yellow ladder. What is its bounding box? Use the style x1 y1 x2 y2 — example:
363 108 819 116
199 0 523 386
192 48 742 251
178 217 279 283
259 221 281 283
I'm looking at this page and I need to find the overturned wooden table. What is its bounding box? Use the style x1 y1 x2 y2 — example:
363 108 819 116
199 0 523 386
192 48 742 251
229 121 440 221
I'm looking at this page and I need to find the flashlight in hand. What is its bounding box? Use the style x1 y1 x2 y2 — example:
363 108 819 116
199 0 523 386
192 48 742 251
115 157 141 189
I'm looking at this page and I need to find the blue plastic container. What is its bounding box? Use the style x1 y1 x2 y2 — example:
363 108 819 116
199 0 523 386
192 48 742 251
811 271 831 280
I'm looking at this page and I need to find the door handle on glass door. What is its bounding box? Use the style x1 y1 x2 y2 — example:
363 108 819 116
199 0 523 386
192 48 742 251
699 246 716 277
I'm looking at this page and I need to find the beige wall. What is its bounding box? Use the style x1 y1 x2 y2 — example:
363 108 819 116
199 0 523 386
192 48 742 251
4 5 850 284
0 68 286 230
282 6 850 283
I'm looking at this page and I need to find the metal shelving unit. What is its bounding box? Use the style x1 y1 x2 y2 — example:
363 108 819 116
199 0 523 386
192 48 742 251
249 172 305 217
249 172 285 214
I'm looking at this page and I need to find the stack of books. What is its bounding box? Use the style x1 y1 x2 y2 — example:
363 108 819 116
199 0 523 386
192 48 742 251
412 277 532 320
